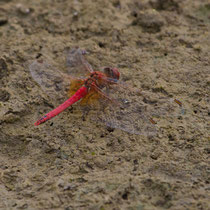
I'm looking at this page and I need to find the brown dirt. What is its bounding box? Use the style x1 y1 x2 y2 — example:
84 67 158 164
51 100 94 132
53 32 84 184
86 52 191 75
0 0 209 209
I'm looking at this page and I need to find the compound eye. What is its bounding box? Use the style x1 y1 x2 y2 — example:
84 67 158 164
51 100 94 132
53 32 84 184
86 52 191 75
103 67 120 80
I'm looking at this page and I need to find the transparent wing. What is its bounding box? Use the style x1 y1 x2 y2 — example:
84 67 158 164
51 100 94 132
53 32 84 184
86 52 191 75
80 82 185 137
95 87 158 136
29 59 70 101
65 48 94 78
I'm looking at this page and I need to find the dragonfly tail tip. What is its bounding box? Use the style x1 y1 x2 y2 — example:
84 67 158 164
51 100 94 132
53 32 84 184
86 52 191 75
34 121 39 126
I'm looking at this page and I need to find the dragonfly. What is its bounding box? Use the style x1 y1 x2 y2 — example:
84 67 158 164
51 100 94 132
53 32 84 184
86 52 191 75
29 48 183 136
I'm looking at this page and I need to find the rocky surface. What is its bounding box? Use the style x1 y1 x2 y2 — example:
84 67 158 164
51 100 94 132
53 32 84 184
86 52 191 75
0 0 209 209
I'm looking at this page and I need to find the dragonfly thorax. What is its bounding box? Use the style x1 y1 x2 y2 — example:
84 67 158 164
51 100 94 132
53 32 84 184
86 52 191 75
85 72 104 88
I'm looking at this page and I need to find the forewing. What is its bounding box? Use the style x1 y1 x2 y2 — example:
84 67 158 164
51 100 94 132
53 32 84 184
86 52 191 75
66 48 94 78
96 87 157 136
86 82 184 136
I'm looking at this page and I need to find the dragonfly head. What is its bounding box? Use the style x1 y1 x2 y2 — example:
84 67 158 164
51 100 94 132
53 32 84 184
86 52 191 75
103 67 120 81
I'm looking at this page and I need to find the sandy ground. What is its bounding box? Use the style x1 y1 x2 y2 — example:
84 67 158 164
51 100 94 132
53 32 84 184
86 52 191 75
0 0 209 209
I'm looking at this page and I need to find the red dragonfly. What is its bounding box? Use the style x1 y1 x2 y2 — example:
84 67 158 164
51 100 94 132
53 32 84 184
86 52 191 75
29 48 183 136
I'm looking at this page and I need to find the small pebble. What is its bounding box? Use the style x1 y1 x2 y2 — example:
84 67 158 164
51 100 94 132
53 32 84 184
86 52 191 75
16 4 31 15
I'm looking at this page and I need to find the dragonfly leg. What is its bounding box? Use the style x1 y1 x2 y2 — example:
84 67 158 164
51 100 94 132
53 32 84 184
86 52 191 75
91 84 119 105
